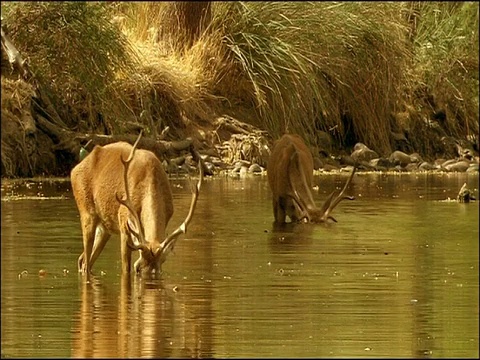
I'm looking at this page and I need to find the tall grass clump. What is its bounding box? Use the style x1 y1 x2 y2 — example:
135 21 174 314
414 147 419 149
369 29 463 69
1 2 138 133
207 2 412 154
106 2 166 43
409 2 479 152
104 2 225 140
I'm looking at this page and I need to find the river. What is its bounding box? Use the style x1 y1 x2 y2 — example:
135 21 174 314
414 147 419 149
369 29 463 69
1 172 478 358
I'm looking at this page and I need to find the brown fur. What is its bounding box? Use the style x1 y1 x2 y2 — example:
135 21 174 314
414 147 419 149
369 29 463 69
71 141 175 276
267 134 356 224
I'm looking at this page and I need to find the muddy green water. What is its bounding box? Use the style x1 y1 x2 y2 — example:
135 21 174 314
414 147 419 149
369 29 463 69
1 172 478 358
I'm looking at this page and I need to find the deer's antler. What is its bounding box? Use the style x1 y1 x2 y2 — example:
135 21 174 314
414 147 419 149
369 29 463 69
115 131 150 253
156 157 204 263
319 166 356 222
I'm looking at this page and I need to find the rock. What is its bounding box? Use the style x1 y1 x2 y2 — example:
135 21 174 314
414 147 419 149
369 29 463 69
322 163 339 172
248 163 263 173
337 155 356 167
369 157 394 170
445 160 470 172
441 159 457 168
418 161 436 171
204 161 216 176
409 152 423 163
389 150 412 167
340 165 356 173
233 160 251 171
351 143 379 163
353 142 370 152
466 163 479 173
405 163 418 172
239 166 248 178
210 157 229 169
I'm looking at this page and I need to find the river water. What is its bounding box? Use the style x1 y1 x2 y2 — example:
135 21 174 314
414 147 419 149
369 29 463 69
1 172 478 358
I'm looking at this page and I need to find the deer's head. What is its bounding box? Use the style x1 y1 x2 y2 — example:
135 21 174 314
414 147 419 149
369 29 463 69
268 134 356 224
116 133 204 275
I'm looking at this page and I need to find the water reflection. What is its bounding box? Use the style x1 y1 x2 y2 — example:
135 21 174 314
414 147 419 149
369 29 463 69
1 173 478 358
71 269 215 358
71 274 175 358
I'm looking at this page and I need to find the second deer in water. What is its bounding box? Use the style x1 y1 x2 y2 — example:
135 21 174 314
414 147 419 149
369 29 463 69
267 134 355 224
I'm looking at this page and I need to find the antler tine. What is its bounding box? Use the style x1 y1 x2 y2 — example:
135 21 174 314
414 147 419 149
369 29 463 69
291 193 310 222
288 150 313 222
116 193 148 251
321 166 356 222
116 131 148 251
123 130 143 164
157 157 204 260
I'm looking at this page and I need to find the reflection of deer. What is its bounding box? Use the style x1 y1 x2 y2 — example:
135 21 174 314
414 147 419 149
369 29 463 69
71 275 175 358
268 222 315 253
267 134 356 224
71 132 203 277
71 274 214 357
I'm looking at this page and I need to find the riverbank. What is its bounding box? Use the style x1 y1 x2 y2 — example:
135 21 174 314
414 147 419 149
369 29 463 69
1 2 478 178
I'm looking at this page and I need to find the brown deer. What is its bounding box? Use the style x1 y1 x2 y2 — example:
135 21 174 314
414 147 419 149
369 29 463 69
71 132 203 277
267 134 356 224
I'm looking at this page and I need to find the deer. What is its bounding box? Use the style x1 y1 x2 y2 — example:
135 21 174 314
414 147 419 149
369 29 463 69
267 134 356 224
70 131 203 277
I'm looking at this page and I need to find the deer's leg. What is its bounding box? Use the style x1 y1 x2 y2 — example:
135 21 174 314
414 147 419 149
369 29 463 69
284 197 299 222
273 197 287 224
77 252 85 272
120 231 133 274
89 224 111 270
273 197 286 223
79 215 97 274
134 252 146 274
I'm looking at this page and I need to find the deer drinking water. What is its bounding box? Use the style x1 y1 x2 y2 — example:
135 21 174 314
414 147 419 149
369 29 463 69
267 134 356 224
70 132 203 277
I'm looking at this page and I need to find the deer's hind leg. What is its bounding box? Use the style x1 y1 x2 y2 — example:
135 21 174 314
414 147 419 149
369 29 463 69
89 224 111 270
78 214 98 275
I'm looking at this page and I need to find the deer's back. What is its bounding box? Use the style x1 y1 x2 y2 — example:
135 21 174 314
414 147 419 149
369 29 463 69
71 142 173 233
267 134 314 197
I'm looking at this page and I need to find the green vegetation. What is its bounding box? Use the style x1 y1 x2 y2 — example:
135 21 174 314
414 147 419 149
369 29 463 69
407 1 479 154
2 2 138 132
1 1 478 177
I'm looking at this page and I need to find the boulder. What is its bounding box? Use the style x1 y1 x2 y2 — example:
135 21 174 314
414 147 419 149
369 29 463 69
389 150 412 167
351 143 379 163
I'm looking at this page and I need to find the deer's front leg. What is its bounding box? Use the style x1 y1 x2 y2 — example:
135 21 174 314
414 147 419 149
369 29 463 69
78 252 85 272
273 197 286 223
133 252 146 274
120 231 133 274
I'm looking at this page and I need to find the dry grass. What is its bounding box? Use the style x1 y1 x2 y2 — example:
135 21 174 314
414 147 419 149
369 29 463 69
1 1 478 177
